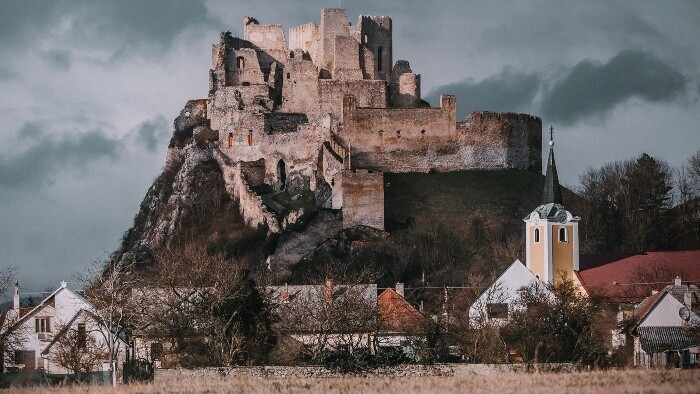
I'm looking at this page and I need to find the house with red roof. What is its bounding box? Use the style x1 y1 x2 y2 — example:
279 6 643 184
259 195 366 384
376 284 428 356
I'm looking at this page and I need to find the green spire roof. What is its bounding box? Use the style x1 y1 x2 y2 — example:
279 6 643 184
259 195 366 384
541 141 563 205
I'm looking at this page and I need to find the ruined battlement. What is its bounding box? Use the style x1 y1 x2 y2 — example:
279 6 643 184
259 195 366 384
186 8 541 231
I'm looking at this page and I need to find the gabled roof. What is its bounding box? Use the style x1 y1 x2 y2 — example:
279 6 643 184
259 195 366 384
577 250 700 303
377 288 425 333
631 290 667 328
636 326 697 353
9 283 93 331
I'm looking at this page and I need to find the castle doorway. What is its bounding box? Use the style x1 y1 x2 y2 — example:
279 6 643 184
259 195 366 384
277 159 287 190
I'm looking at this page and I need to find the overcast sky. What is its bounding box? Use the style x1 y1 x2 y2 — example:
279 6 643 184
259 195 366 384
1 1 698 294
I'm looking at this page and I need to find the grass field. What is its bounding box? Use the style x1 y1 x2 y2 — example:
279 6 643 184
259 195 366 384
7 369 700 394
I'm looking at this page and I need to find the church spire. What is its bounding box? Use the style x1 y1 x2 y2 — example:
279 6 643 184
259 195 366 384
541 126 563 205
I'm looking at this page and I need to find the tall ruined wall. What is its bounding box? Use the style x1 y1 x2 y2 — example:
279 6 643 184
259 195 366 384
281 60 320 115
319 8 351 73
357 16 392 81
341 170 384 230
289 22 320 63
332 35 363 81
244 21 286 50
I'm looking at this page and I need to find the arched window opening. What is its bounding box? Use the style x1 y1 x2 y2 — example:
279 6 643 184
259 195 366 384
247 130 253 146
237 56 245 68
396 130 401 138
228 132 233 148
559 227 567 242
377 46 383 72
534 228 540 243
277 159 287 190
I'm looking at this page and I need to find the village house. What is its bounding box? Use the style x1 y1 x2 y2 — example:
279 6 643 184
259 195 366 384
3 281 127 381
627 277 699 368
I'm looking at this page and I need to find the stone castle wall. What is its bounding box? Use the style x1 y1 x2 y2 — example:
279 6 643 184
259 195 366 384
341 170 384 230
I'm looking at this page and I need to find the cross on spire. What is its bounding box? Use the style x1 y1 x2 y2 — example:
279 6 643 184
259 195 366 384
549 126 554 141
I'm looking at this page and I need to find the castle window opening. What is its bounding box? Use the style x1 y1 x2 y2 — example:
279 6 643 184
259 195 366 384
287 72 290 79
242 81 251 86
396 130 401 138
248 130 253 146
421 129 426 135
534 228 540 243
289 51 294 58
379 129 384 137
237 56 245 68
228 132 233 148
559 227 568 242
377 47 383 71
277 159 287 190
363 34 368 44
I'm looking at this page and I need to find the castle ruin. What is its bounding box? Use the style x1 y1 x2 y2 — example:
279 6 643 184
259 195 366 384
178 8 542 232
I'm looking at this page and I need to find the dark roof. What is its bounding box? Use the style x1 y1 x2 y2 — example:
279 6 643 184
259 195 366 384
541 143 563 206
577 250 700 303
636 326 697 353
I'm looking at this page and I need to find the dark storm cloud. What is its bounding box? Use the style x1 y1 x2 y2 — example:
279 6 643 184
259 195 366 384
0 0 221 60
541 50 688 125
133 116 169 153
0 127 120 189
16 122 45 141
426 68 541 120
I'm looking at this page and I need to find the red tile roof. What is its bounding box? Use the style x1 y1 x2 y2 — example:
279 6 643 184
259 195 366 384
377 288 425 333
577 250 700 303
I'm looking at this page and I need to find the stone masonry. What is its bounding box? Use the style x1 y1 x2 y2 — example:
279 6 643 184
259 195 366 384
179 8 542 232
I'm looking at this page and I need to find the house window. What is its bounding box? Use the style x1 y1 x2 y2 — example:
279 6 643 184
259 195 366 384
151 342 163 361
77 323 86 349
486 303 508 319
15 350 35 368
236 56 245 68
377 46 383 71
534 228 540 243
559 227 568 242
35 317 51 333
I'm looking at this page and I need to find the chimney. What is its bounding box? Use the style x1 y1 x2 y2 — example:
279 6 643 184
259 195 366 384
395 283 404 298
60 280 67 288
684 291 693 309
651 290 659 295
674 276 682 286
13 281 19 311
283 283 290 303
324 278 334 302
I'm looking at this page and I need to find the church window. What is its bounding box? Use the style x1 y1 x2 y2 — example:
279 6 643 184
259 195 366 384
559 227 568 242
534 228 540 243
487 303 508 319
236 56 245 68
377 46 383 71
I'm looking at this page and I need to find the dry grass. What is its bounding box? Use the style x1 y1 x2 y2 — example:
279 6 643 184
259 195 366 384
7 369 700 394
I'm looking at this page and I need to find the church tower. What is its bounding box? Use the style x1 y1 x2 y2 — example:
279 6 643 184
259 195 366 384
524 127 579 284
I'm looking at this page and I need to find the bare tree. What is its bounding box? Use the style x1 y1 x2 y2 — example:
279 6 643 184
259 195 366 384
80 259 138 386
50 321 105 381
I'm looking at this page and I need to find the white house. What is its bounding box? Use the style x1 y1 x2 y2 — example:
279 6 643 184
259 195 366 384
469 259 551 328
5 281 127 378
630 277 699 368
